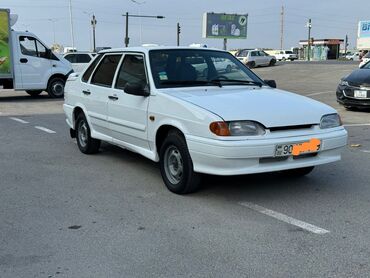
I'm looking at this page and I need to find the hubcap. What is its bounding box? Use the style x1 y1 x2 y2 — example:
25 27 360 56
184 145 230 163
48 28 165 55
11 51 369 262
52 82 64 96
164 146 184 184
78 120 88 147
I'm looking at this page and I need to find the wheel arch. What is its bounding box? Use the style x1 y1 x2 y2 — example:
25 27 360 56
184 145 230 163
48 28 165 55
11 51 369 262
155 124 186 158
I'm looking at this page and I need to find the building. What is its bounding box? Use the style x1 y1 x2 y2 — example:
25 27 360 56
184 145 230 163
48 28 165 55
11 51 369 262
299 39 344 60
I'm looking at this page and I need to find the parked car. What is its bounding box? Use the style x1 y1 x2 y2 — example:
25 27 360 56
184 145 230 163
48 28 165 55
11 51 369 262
63 52 96 73
274 50 298 61
337 61 370 109
235 49 276 68
359 51 370 68
345 52 360 61
64 47 347 194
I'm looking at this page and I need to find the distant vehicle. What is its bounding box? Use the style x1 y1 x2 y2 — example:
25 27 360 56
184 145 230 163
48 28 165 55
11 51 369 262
273 50 298 61
359 51 370 68
191 57 235 76
0 9 73 97
64 46 347 194
63 52 96 73
346 52 360 61
337 61 370 109
235 49 276 68
64 47 77 53
189 43 208 48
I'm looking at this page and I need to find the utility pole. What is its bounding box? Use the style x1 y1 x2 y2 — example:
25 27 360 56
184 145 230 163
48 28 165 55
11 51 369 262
91 14 97 52
306 18 312 61
125 12 129 47
280 5 284 50
69 0 75 50
177 23 181 46
345 34 349 55
223 38 227 51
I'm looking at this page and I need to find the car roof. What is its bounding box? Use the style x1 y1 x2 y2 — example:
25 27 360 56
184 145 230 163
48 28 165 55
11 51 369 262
63 52 96 55
98 46 226 54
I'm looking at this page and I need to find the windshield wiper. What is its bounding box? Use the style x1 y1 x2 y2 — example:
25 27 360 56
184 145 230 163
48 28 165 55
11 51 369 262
160 80 223 87
211 79 263 87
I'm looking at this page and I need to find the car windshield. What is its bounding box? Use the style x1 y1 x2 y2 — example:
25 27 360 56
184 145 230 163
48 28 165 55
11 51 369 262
149 49 264 89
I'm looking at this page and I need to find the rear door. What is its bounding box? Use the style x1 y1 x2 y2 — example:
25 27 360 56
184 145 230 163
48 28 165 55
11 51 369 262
84 54 122 137
17 35 52 89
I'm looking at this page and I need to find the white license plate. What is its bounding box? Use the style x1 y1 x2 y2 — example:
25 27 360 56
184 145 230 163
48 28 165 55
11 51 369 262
275 139 321 157
354 90 367 98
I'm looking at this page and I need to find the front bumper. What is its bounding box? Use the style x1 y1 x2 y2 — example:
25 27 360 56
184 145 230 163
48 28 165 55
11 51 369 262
186 128 347 176
336 85 370 107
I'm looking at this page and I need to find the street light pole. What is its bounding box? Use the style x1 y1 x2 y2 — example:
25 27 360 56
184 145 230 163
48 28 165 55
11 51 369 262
69 0 75 50
306 18 312 61
91 14 97 52
122 13 165 47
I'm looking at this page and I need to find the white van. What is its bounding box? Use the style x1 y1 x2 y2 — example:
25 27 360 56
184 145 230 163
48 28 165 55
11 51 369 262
0 9 73 97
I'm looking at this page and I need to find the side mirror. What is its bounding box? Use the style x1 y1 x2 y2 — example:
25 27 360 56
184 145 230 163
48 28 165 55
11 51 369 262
264 79 277 88
124 82 150 97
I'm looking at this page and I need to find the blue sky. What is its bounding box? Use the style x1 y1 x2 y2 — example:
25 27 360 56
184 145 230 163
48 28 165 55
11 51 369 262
2 0 368 51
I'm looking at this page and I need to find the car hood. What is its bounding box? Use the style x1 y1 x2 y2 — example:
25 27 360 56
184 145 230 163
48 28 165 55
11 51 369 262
344 69 370 86
163 87 335 128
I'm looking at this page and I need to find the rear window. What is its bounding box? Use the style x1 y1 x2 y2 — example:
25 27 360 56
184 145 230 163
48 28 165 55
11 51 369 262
82 54 103 83
91 54 122 87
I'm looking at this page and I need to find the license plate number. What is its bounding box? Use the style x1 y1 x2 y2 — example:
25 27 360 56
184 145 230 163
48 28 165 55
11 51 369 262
354 90 367 98
275 139 321 157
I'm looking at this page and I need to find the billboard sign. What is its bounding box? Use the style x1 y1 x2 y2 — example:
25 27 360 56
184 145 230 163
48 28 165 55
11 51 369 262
202 13 248 39
0 9 12 78
359 21 370 38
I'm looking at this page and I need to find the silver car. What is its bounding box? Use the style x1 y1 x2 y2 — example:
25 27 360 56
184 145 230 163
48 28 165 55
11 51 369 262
235 49 276 68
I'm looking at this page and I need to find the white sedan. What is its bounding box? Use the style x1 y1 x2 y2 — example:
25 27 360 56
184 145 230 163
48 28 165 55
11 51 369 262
63 46 347 194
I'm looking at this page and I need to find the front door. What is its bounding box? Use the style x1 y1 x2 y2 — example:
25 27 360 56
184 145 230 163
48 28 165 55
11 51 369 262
108 53 150 150
17 35 51 89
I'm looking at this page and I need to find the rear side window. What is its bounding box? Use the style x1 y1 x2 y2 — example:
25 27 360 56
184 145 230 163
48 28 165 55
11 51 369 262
77 54 92 63
82 54 103 83
64 54 76 63
91 54 122 87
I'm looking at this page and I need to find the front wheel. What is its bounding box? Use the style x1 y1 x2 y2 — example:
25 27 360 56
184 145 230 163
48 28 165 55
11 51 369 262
159 130 201 194
47 77 65 98
75 113 101 154
269 59 276 66
26 90 43 97
280 166 315 177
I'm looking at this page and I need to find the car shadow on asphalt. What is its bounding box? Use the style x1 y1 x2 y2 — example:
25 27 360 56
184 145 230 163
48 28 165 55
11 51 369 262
0 93 58 103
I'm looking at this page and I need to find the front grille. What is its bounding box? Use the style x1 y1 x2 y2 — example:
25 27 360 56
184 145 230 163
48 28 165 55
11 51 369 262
269 124 314 132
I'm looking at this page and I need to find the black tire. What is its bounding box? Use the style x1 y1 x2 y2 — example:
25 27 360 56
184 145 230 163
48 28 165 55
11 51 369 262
247 61 256 68
269 59 276 66
282 57 286 61
159 130 201 194
26 90 43 97
47 77 65 98
280 166 314 177
75 113 101 154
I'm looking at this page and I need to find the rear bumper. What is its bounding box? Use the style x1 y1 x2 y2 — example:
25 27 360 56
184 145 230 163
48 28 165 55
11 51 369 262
186 128 347 176
63 103 74 128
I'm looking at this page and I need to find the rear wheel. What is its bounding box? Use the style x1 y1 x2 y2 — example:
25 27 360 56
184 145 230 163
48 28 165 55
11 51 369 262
26 90 42 97
47 77 65 98
247 61 256 68
269 59 276 66
75 113 101 154
280 166 315 177
159 130 201 194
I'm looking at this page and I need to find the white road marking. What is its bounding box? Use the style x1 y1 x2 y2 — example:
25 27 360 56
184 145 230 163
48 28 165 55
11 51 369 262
9 117 29 124
239 202 330 235
344 123 370 127
361 150 370 154
306 91 333 97
34 126 56 134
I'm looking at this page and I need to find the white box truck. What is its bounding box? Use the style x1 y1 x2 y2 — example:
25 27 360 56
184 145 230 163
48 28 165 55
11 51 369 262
0 9 73 98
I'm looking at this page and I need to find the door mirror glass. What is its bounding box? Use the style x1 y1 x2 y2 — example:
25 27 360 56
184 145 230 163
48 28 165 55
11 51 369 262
124 82 150 97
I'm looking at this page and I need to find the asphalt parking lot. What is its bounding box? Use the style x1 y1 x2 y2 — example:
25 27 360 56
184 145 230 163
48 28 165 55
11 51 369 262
1 61 370 277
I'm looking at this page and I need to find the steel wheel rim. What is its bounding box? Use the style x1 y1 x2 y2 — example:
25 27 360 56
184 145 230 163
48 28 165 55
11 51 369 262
164 145 183 185
78 120 88 147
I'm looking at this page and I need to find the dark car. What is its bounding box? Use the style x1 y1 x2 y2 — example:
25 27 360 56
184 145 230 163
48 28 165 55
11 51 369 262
337 61 370 109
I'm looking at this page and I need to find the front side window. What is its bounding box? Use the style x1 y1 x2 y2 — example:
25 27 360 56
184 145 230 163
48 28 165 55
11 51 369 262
91 54 121 87
115 54 148 90
36 41 47 58
19 36 37 57
149 49 264 89
77 54 92 63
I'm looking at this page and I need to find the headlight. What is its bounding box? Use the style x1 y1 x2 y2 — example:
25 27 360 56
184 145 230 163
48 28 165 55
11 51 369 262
320 114 342 129
210 121 266 136
340 80 349 86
